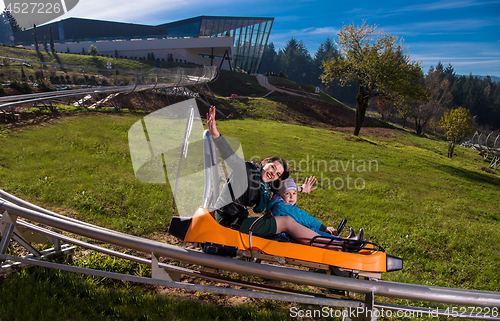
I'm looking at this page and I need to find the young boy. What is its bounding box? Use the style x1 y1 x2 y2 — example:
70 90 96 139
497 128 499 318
267 178 364 240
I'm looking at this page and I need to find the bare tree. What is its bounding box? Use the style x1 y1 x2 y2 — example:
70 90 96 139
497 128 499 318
411 66 453 135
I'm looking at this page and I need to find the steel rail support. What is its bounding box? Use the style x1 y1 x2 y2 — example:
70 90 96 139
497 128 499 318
0 244 75 275
0 253 363 309
1 200 500 308
2 213 335 297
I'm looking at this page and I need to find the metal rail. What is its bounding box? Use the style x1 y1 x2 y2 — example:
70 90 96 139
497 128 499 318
2 215 341 298
1 192 500 313
462 132 500 169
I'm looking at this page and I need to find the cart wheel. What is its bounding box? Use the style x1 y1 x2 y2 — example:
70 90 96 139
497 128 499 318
330 266 351 277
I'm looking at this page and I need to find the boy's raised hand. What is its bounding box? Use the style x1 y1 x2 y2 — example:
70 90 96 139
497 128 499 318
301 176 317 193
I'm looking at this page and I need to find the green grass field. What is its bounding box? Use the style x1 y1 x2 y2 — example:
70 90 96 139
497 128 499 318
0 108 499 320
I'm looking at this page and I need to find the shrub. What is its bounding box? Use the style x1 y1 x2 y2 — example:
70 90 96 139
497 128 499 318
34 69 44 80
48 67 57 77
37 80 55 92
88 45 98 56
10 80 32 94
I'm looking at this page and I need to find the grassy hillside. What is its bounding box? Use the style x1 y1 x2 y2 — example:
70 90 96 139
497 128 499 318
208 69 269 97
0 44 199 71
0 112 499 320
207 70 391 131
0 45 201 88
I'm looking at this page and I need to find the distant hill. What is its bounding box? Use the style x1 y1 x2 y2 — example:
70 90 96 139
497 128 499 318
476 75 500 82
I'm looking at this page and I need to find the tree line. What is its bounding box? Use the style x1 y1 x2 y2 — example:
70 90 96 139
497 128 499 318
258 35 500 133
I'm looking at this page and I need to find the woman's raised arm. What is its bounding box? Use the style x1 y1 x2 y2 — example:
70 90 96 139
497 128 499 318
207 106 220 138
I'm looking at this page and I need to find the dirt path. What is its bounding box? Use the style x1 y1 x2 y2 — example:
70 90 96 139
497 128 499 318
256 74 314 98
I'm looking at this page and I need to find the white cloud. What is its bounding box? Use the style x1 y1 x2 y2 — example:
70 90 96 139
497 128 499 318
270 26 337 41
408 41 500 75
302 27 338 35
346 0 500 20
348 0 500 18
396 0 500 13
387 18 500 38
53 0 235 24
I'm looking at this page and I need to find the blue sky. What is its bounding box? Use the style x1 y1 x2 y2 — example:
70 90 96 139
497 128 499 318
51 0 500 77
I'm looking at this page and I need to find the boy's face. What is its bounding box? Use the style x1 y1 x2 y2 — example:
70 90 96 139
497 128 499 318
282 189 297 205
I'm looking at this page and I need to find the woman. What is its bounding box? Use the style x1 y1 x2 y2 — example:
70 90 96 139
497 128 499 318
207 106 345 250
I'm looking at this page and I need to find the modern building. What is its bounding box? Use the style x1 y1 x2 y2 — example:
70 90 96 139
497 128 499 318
12 16 274 74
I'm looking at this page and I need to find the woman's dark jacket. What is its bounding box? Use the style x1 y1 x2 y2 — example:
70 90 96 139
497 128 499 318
212 135 271 219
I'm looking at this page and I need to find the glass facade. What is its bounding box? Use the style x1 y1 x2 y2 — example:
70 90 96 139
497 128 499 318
195 17 274 74
146 16 274 73
13 16 274 74
167 20 202 38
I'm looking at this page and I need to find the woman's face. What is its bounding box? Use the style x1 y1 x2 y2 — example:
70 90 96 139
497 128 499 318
261 161 284 182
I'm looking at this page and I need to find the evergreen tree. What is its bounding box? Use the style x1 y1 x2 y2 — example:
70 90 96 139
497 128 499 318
279 38 313 83
314 38 338 66
49 26 55 53
425 62 500 131
4 10 21 33
443 63 457 84
33 24 39 54
43 35 49 53
313 38 356 105
258 42 279 74
311 38 344 92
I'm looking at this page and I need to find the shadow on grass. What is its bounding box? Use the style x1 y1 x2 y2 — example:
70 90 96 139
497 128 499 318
0 266 288 321
436 163 500 186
